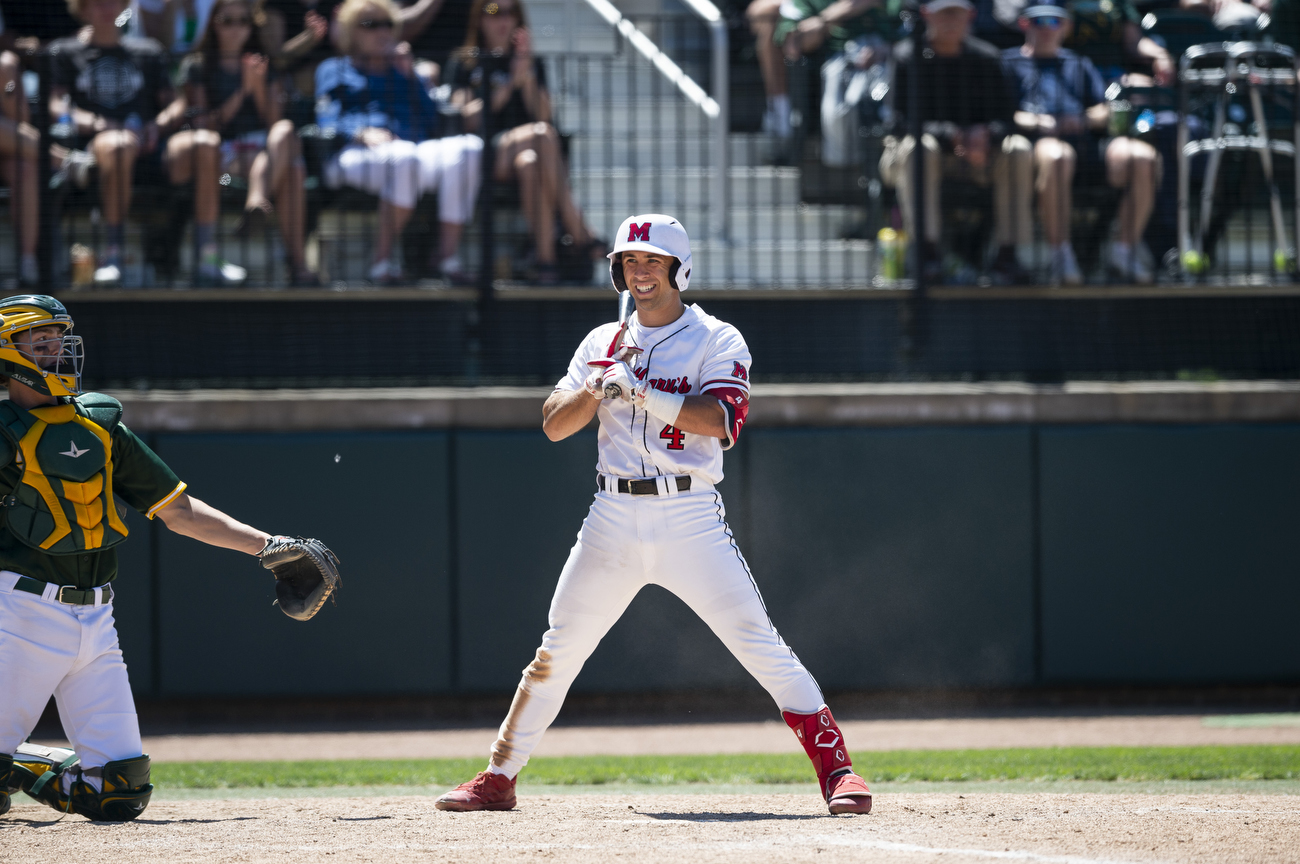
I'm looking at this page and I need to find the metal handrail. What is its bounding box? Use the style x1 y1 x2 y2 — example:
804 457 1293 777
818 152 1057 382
579 0 729 241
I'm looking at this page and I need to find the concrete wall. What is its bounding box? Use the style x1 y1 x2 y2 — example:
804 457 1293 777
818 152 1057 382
103 387 1300 700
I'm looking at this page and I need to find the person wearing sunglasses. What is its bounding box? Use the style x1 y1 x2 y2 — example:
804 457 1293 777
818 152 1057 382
446 0 605 285
1002 2 1161 283
48 0 248 286
179 0 317 285
316 0 483 284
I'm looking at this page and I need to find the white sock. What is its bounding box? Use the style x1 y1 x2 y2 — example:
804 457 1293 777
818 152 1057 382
487 764 512 777
772 94 791 137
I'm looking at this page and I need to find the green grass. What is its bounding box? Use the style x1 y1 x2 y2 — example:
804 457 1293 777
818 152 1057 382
152 746 1300 789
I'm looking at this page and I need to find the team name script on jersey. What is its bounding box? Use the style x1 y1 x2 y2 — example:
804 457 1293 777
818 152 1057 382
558 303 752 485
633 366 691 394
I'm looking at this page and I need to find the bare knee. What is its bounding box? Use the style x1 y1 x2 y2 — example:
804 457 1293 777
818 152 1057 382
514 148 539 174
268 119 296 150
92 131 137 170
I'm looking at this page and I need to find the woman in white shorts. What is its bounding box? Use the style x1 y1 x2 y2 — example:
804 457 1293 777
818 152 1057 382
316 0 483 284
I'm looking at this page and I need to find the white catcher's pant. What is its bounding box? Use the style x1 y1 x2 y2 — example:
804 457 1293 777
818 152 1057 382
0 570 142 770
490 481 824 778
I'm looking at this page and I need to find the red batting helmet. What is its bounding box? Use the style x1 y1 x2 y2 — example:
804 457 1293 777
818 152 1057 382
608 214 692 292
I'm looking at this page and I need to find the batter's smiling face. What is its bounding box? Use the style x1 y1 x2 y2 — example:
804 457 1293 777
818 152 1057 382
620 250 684 326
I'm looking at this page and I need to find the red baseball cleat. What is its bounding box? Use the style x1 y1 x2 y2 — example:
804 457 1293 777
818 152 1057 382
825 771 873 815
434 770 517 812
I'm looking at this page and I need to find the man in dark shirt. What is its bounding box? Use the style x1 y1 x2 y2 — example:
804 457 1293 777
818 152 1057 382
881 0 1033 282
1003 2 1161 283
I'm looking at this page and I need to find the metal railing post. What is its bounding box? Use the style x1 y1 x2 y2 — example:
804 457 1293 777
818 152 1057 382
709 17 728 244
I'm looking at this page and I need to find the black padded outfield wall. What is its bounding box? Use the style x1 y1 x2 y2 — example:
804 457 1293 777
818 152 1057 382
105 422 1300 702
60 294 1300 387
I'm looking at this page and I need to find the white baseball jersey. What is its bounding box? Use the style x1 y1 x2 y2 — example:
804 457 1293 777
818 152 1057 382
486 299 825 781
556 303 752 485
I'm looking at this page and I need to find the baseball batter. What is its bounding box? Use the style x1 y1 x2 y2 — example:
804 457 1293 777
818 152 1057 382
0 295 338 822
436 215 873 815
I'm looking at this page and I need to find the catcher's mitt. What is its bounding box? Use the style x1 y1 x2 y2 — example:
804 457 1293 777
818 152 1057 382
260 536 341 621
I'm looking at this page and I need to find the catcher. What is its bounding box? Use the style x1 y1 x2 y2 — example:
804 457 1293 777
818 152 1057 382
0 294 339 822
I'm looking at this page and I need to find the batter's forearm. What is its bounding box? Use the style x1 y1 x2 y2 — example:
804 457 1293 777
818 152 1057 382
542 389 600 441
662 396 727 439
157 493 271 555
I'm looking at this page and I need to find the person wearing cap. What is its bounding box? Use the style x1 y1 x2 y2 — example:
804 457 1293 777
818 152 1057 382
1002 2 1161 283
880 0 1034 283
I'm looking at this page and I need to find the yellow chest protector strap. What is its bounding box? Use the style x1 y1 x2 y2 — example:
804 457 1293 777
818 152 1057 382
20 404 129 551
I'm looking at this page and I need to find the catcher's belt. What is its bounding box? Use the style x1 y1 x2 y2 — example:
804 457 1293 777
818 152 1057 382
0 395 129 554
13 575 114 605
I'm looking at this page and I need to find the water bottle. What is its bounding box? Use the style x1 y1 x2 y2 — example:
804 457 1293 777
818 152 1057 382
1135 108 1156 135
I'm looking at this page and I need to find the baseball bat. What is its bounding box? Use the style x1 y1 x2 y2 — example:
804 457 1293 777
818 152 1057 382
602 291 637 400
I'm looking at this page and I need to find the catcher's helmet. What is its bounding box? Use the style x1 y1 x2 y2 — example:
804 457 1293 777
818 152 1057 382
608 214 692 292
0 294 83 397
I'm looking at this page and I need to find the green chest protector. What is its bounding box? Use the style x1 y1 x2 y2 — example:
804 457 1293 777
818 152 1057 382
0 394 129 555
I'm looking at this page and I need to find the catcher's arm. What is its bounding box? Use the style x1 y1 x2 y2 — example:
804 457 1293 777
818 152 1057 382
156 493 270 554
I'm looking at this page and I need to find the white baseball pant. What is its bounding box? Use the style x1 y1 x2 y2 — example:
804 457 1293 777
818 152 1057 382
489 480 824 778
326 134 483 221
0 570 142 773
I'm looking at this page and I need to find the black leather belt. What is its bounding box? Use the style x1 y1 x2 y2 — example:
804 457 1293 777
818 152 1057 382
13 575 112 605
598 475 691 495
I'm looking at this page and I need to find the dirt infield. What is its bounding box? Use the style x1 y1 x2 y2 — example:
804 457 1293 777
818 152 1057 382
4 791 1297 863
55 714 1300 763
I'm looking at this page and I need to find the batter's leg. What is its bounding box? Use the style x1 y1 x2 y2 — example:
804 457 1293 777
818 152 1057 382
436 496 646 811
652 490 872 814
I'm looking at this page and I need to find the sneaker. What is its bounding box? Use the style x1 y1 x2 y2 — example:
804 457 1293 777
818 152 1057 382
368 258 404 286
93 261 122 286
990 245 1031 285
1050 243 1083 286
1109 241 1153 284
825 770 873 815
197 254 247 286
434 771 517 812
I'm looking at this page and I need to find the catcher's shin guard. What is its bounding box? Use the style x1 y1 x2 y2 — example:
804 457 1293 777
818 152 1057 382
783 706 872 814
1 754 12 816
69 756 153 822
11 745 153 821
11 742 79 814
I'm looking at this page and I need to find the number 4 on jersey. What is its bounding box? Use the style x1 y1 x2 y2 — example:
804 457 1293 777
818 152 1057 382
659 424 686 450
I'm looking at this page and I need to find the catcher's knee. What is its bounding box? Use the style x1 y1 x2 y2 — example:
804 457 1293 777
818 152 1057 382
11 744 152 821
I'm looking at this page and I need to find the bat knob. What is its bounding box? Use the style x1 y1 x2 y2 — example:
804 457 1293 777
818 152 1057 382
603 383 623 400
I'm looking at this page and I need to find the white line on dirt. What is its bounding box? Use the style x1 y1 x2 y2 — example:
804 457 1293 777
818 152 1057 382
803 836 1157 864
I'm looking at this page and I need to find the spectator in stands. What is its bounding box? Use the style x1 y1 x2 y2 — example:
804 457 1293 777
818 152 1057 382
399 0 473 84
0 0 81 57
181 0 316 284
1003 3 1161 283
0 50 38 284
770 0 901 167
881 0 1033 283
748 0 899 146
49 0 246 286
1063 0 1173 84
316 0 483 284
263 0 340 101
446 0 604 285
